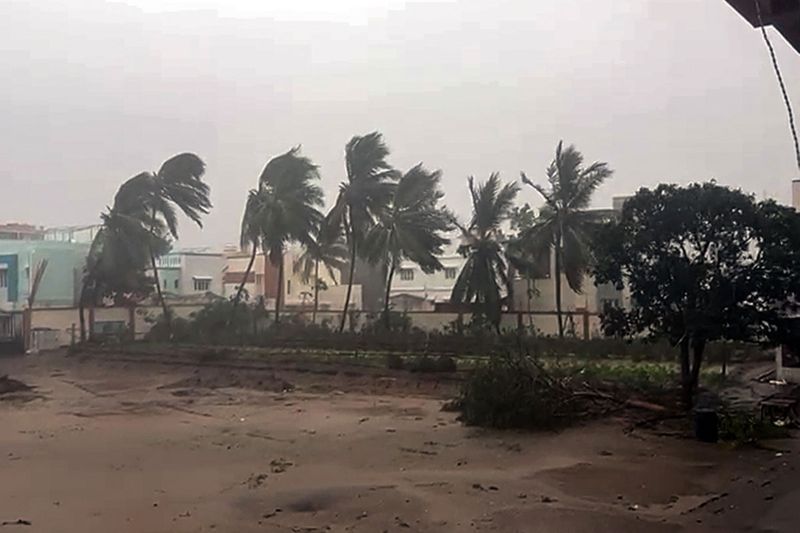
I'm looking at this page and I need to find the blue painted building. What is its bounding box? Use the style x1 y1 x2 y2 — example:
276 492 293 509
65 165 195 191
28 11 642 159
0 241 90 339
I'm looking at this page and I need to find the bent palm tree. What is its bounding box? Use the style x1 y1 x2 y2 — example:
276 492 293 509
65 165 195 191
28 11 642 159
251 147 324 324
450 174 519 332
120 154 210 335
519 141 612 338
326 132 398 332
80 179 170 341
232 189 267 309
293 230 348 324
363 164 453 329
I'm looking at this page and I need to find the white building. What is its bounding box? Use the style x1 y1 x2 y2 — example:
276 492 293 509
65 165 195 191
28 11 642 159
388 238 465 311
154 249 225 297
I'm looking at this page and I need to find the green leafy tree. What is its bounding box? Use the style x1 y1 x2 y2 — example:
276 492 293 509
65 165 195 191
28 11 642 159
363 164 453 329
326 132 398 332
450 174 519 332
594 182 800 406
519 141 612 338
241 147 324 324
293 229 348 324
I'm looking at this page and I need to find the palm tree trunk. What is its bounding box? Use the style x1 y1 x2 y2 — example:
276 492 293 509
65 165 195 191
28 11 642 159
149 248 171 336
78 281 88 342
339 214 356 333
383 261 396 330
526 277 533 331
554 241 564 339
233 244 257 307
312 259 320 325
274 251 284 325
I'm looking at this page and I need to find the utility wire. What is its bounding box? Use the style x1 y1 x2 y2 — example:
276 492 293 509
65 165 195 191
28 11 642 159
754 0 800 173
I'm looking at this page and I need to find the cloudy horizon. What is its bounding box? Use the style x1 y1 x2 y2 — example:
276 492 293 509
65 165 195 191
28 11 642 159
2 0 799 247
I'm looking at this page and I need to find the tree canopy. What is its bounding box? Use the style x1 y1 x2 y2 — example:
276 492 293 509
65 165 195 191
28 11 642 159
594 182 800 404
450 174 519 330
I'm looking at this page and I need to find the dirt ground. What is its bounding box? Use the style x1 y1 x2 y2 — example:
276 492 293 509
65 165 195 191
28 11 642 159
0 351 797 533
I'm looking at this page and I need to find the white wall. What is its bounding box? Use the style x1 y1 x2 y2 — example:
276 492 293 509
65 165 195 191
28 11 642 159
181 254 225 296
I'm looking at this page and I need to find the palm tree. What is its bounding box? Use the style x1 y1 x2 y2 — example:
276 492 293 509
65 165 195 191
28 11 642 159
326 132 398 332
80 178 170 341
244 147 324 324
232 189 267 309
122 154 210 334
519 141 612 338
363 164 453 329
450 174 519 332
293 230 348 324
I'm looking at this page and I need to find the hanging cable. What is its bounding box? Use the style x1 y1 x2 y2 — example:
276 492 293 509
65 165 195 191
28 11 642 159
754 0 800 173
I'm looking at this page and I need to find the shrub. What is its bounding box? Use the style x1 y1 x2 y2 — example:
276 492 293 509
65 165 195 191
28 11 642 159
386 353 405 370
719 410 789 446
407 355 457 373
456 354 585 430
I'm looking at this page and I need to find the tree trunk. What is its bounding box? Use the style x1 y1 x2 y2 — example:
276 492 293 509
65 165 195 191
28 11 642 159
339 214 356 333
554 241 564 339
526 278 533 331
78 282 88 343
274 251 284 325
690 335 706 398
233 244 257 308
230 243 258 332
383 261 396 330
149 248 171 337
679 335 692 407
312 259 320 325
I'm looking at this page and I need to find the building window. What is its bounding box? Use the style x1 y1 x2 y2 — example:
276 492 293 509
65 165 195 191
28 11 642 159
399 268 414 281
286 280 291 295
445 267 457 280
0 269 7 288
193 278 211 292
174 279 179 290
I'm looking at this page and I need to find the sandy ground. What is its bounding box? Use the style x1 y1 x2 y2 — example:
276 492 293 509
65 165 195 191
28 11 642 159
0 351 796 533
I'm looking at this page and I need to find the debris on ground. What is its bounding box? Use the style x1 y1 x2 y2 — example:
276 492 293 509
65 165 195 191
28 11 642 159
1 519 32 526
160 371 293 393
270 458 294 473
0 375 32 396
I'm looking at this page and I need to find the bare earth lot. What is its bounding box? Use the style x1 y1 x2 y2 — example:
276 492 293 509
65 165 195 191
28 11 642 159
1 351 797 532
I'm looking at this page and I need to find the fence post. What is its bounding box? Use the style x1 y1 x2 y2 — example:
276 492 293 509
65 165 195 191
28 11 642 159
582 309 590 340
128 305 136 341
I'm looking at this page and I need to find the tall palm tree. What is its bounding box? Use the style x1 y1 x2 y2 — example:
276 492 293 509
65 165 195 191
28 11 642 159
450 174 519 332
519 141 612 338
232 189 267 309
80 179 170 341
293 230 348 324
363 164 453 329
326 132 398 332
123 154 210 333
244 147 324 324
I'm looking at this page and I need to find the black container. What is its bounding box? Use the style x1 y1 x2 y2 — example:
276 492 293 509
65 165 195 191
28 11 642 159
694 408 719 443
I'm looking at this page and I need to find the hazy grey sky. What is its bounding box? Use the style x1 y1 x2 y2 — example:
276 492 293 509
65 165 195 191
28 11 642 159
2 0 799 247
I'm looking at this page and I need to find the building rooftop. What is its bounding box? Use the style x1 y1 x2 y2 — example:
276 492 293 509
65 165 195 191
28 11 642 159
724 0 800 53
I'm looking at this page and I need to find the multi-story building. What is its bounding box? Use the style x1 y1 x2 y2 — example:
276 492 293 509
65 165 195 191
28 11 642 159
43 224 102 244
388 238 465 312
223 244 357 311
154 249 225 297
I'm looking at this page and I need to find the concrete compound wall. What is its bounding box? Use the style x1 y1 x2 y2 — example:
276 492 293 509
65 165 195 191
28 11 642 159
29 304 604 348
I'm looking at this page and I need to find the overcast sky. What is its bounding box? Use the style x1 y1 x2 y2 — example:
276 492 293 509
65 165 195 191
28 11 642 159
2 0 799 248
